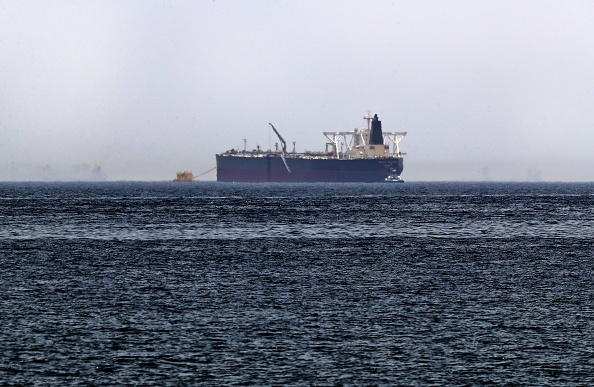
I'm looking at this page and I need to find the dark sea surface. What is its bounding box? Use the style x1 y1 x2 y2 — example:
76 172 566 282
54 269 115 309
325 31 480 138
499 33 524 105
1 181 594 385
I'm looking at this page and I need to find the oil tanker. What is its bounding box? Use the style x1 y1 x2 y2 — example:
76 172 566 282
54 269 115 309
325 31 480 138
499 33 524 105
216 112 407 183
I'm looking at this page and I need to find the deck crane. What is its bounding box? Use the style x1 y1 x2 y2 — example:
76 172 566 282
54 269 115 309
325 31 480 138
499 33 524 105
269 123 292 173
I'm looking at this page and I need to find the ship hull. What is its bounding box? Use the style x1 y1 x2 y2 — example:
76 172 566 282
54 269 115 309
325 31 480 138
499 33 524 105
216 155 403 183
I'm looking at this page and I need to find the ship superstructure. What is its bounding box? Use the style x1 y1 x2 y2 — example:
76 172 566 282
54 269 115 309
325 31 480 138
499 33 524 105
216 112 407 183
323 112 406 160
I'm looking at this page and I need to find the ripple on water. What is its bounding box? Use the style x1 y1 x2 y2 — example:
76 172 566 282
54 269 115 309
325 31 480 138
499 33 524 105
1 182 594 384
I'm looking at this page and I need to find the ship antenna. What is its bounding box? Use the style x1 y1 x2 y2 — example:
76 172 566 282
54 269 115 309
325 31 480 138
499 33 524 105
364 111 373 130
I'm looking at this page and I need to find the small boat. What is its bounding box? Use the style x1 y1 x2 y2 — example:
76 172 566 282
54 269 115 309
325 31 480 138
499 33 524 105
173 171 195 182
385 169 404 183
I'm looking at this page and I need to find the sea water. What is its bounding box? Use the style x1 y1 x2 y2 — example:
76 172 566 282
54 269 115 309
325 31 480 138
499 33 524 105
1 182 593 385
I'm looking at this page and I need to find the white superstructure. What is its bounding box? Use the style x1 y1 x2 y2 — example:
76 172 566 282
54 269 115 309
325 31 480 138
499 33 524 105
323 112 407 159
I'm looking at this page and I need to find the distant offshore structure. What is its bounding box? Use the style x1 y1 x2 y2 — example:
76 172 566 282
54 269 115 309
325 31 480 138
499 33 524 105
216 112 407 182
0 163 107 181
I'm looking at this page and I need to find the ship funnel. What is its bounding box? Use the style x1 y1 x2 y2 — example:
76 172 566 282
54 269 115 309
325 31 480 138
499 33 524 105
370 114 383 145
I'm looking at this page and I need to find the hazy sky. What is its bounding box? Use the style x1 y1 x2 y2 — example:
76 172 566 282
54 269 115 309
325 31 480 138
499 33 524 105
2 0 593 181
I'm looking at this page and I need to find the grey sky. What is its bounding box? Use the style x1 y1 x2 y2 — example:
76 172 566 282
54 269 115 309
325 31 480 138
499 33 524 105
1 0 593 181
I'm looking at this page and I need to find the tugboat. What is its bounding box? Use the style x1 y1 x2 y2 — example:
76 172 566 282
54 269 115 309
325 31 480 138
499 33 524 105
385 169 404 183
173 171 195 182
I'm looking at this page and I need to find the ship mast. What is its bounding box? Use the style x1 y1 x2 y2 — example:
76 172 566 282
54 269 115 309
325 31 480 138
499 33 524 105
364 111 373 130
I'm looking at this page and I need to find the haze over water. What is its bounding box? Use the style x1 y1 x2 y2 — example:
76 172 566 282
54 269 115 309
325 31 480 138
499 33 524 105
2 1 594 181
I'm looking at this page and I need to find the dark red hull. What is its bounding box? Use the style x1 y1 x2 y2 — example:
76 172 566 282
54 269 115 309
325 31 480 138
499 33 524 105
216 154 403 183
